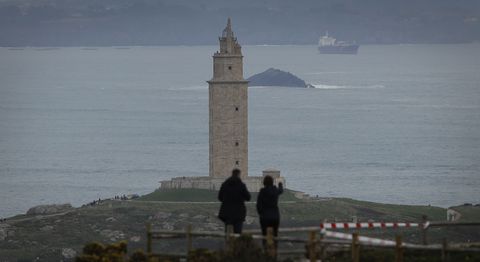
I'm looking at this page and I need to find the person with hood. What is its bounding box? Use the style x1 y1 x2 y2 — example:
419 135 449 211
256 175 283 247
218 168 251 234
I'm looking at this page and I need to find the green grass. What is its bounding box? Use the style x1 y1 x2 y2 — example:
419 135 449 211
137 188 218 201
336 198 446 221
136 188 299 202
450 205 480 221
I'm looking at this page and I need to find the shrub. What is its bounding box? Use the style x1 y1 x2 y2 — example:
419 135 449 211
76 241 127 262
188 235 275 262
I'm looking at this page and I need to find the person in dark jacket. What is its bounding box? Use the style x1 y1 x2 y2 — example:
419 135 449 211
256 175 283 248
218 169 251 234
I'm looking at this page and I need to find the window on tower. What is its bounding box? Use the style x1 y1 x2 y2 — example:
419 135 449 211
235 107 239 111
228 66 232 70
235 161 239 165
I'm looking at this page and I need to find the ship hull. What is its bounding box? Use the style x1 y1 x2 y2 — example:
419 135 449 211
318 45 359 54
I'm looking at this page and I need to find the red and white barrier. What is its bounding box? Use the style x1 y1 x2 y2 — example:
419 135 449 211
322 229 434 248
319 221 432 248
322 230 396 247
319 222 422 230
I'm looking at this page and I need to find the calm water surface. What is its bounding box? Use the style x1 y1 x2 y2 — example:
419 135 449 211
0 44 479 217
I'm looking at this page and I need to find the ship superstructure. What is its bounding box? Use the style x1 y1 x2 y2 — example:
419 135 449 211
318 32 359 54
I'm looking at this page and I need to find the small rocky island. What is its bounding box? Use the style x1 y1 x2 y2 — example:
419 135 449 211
247 68 313 88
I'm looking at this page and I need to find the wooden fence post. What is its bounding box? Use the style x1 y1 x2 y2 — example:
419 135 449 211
352 232 360 262
266 227 276 258
441 238 448 262
308 230 317 262
319 231 326 261
421 215 428 245
395 235 403 262
146 223 152 255
186 224 192 256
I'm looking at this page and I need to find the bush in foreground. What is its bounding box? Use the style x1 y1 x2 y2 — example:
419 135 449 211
188 235 276 262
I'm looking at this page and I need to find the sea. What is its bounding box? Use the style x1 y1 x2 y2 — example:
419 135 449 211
1 44 479 218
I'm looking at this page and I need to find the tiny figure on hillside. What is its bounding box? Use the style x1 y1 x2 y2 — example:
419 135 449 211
256 175 283 249
218 169 251 234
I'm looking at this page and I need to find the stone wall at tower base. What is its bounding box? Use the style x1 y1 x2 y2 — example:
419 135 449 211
159 175 285 193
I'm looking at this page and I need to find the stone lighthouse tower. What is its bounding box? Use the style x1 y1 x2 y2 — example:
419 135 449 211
207 18 249 178
159 19 285 192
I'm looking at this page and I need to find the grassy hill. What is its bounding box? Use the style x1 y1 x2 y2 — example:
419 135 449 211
0 188 478 261
136 188 299 202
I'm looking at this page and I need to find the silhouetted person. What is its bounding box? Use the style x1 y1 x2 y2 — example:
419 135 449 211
218 169 251 234
256 175 283 248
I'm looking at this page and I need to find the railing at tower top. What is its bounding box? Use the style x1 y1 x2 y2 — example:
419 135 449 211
145 220 480 262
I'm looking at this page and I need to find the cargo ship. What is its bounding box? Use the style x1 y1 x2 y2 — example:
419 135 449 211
318 32 359 54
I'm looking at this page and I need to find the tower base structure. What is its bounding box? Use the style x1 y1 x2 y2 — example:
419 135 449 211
159 169 285 193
